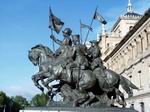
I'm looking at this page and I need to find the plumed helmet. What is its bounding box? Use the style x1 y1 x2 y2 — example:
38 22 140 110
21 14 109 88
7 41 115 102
62 28 72 36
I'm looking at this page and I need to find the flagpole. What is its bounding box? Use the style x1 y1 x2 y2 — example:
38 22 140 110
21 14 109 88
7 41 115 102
49 6 55 52
84 18 94 45
51 29 55 52
84 6 98 45
80 20 83 44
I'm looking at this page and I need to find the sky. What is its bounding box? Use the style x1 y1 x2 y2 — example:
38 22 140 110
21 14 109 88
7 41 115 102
0 0 150 101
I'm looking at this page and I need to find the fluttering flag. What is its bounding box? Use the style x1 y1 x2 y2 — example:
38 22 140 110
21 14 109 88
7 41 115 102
93 11 107 25
80 22 93 31
49 8 64 34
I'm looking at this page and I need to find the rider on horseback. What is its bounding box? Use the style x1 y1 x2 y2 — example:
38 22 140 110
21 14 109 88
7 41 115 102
50 28 74 82
72 35 89 70
88 40 105 75
50 28 73 57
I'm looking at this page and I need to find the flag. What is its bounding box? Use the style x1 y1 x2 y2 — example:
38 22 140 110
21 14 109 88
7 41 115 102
80 22 93 31
49 8 64 34
93 11 107 25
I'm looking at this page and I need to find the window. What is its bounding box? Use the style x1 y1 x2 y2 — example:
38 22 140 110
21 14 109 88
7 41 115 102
140 102 145 112
107 43 110 48
138 35 143 53
138 70 142 88
129 26 133 30
144 30 149 47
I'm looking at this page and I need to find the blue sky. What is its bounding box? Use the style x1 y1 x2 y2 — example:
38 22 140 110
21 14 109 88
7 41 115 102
0 0 149 100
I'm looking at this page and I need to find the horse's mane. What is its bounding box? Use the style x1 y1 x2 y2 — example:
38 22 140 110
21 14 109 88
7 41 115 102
31 44 54 58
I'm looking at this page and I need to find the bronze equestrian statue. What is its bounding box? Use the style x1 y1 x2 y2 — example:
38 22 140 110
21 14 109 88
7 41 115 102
28 39 138 107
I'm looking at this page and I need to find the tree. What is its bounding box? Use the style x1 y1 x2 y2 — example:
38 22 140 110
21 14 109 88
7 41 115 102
31 93 49 106
0 91 8 106
0 91 30 112
0 91 10 112
12 95 30 110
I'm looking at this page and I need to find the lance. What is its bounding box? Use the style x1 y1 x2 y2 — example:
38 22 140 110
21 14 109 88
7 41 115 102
84 6 98 45
49 6 55 52
80 19 83 44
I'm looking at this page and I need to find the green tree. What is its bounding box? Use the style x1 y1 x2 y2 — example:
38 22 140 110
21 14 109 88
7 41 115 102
0 91 9 111
31 93 49 106
0 91 7 105
12 95 30 110
0 91 30 112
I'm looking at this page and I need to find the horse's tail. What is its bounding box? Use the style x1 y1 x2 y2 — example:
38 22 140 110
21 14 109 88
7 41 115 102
120 75 139 90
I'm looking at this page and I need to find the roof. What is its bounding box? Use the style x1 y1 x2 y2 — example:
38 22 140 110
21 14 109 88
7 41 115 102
111 12 141 32
104 8 150 62
124 12 142 17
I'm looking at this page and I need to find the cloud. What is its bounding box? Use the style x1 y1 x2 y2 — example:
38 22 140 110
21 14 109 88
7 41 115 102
0 84 41 100
0 80 61 101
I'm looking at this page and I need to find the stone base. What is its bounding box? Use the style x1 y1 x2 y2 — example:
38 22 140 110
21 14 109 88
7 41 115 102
20 107 138 112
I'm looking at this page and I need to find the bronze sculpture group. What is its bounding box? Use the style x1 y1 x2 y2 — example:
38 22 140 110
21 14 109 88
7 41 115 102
28 28 139 108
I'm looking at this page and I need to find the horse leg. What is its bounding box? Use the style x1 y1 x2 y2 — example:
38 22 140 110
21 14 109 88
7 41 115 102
32 74 44 92
42 75 55 96
32 70 48 92
108 90 117 107
74 71 96 107
115 89 126 108
74 87 90 107
82 92 96 107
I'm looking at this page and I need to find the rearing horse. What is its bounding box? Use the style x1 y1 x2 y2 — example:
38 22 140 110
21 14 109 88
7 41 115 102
28 44 55 92
28 44 97 103
28 44 139 107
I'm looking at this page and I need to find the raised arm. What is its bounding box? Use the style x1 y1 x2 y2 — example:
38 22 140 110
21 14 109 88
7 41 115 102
50 34 62 45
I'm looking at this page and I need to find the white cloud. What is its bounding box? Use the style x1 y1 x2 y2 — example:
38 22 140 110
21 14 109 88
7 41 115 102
0 80 61 101
1 84 41 100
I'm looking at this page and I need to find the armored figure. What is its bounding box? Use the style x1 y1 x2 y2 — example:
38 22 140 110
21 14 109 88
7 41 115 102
88 40 105 76
50 28 72 57
50 28 74 82
72 35 89 70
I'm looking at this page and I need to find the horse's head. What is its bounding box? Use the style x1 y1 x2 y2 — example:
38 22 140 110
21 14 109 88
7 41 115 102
28 50 39 66
28 44 54 66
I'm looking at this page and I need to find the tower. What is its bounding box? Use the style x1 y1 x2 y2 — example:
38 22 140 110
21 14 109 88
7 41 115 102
127 0 133 13
99 0 142 60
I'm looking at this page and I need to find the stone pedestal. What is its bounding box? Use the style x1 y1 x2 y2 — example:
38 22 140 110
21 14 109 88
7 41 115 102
20 107 138 112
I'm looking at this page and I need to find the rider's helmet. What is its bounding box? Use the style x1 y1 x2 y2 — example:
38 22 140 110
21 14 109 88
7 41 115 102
62 28 72 36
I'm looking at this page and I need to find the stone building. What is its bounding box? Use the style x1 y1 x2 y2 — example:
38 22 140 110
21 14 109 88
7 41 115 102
98 0 150 111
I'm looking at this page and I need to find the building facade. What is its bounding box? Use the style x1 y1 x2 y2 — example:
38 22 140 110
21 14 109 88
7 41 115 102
98 1 150 111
